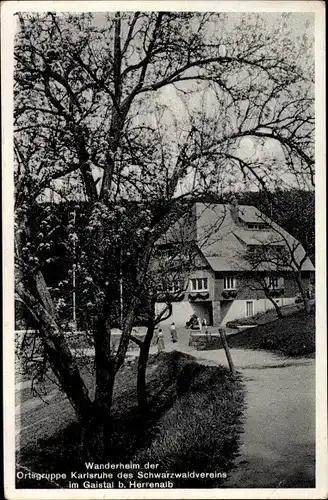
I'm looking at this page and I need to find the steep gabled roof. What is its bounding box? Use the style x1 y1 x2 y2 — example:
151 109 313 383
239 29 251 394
237 205 265 224
194 203 314 272
233 229 283 246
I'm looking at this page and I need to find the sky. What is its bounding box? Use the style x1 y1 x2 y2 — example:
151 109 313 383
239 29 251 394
18 10 315 201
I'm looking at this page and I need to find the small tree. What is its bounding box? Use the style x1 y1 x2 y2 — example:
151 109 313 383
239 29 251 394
237 272 284 319
240 212 313 315
132 234 197 409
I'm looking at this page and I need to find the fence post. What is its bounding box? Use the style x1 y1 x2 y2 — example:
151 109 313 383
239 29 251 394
219 328 237 379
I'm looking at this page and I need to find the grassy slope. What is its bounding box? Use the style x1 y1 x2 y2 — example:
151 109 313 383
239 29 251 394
226 302 314 328
227 310 315 357
133 361 245 488
17 351 244 489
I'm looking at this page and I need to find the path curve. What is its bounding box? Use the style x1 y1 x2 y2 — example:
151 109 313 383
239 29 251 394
161 333 315 489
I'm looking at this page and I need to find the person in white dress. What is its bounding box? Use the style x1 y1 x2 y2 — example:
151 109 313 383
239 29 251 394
156 329 165 353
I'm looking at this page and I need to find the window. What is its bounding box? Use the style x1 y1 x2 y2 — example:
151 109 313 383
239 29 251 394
265 276 283 289
275 245 286 256
248 245 260 254
190 277 208 291
158 280 184 294
167 281 184 294
224 276 236 290
247 223 267 230
246 301 254 317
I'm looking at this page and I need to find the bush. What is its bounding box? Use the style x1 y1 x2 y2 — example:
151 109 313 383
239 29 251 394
226 317 258 328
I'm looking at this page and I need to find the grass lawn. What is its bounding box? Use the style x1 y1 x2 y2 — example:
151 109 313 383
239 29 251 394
226 301 314 328
16 351 245 489
226 309 315 357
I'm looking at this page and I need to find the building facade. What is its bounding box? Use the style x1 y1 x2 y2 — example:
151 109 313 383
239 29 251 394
156 202 314 327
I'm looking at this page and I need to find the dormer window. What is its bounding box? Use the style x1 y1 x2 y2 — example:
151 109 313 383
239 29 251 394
248 245 260 254
247 223 267 230
167 280 185 294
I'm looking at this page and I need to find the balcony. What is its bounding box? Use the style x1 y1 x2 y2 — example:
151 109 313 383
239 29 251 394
188 292 210 302
221 289 237 300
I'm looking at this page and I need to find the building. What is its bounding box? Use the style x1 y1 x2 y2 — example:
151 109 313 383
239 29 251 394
155 202 314 327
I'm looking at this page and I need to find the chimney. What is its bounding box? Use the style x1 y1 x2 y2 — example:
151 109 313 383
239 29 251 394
229 197 239 223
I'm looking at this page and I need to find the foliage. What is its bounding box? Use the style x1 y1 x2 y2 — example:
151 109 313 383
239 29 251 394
226 318 258 328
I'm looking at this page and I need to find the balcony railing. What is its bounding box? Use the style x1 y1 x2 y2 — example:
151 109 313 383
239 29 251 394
188 292 210 301
221 289 237 299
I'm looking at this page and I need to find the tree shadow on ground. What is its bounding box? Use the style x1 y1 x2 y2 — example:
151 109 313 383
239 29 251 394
16 351 245 489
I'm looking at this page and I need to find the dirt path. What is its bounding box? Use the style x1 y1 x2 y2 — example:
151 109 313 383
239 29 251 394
225 361 315 489
162 330 315 489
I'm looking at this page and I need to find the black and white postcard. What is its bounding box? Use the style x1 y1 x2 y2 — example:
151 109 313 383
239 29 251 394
2 1 327 498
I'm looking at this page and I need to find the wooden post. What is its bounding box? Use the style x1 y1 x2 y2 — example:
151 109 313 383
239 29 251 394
219 328 237 379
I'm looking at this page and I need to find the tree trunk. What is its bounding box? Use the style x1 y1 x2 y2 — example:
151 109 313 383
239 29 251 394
16 281 92 422
265 293 284 318
82 319 116 460
295 272 311 314
137 320 155 410
82 368 115 460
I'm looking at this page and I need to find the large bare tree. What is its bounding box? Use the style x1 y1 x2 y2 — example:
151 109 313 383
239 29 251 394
14 11 314 458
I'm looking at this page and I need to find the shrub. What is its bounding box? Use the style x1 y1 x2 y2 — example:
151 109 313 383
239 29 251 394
226 317 258 328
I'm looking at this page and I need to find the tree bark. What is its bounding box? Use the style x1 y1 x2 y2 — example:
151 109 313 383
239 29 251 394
295 271 311 314
16 281 92 422
82 317 116 460
265 292 284 318
137 319 155 410
83 368 115 460
219 328 237 379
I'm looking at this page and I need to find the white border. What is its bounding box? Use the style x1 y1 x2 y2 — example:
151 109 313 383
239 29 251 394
2 1 327 499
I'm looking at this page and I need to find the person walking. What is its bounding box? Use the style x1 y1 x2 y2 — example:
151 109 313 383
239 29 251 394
197 316 202 331
156 328 165 353
170 322 178 343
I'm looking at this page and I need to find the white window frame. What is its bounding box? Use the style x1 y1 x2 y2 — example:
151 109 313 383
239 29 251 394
167 280 184 294
224 276 236 290
248 223 267 230
245 300 254 318
190 277 209 292
265 276 282 289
